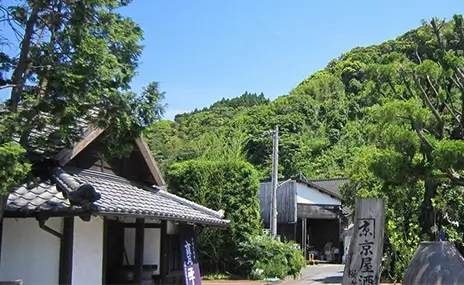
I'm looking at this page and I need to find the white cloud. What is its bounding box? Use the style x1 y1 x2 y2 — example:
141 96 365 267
163 108 190 121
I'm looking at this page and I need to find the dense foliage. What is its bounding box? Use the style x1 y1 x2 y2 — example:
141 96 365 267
150 15 464 282
0 1 165 218
237 234 306 280
166 159 262 274
2 2 463 281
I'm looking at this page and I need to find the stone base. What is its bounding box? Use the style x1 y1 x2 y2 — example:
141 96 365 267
403 241 464 285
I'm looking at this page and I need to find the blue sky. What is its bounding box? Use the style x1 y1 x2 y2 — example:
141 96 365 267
120 0 462 120
1 0 462 120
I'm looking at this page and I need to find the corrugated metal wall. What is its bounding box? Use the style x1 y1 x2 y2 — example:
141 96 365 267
258 181 297 224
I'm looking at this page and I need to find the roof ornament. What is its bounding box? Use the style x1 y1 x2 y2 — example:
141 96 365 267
49 167 101 207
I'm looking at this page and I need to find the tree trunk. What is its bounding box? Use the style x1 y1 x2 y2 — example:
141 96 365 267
9 5 40 112
420 180 438 241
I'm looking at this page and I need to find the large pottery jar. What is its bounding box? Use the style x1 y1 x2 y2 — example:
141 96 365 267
402 241 464 285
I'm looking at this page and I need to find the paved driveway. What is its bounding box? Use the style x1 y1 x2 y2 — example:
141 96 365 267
283 264 398 285
202 264 399 285
283 264 344 284
202 264 344 285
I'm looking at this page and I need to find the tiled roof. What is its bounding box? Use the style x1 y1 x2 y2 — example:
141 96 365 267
0 104 99 158
309 178 349 198
310 178 352 218
6 168 229 227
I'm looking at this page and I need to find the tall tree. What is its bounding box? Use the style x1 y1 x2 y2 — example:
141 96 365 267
142 14 464 281
0 0 165 219
341 15 464 281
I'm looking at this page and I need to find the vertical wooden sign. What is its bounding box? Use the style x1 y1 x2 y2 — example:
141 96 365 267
179 224 202 285
342 198 386 285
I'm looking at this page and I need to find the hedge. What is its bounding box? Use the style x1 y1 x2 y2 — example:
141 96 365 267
167 159 262 274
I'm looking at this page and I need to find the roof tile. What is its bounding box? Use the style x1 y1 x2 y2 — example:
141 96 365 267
310 178 349 197
6 168 228 227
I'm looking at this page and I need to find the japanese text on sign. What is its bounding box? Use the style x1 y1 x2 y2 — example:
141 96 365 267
184 240 197 285
184 241 193 265
180 225 202 285
350 218 376 285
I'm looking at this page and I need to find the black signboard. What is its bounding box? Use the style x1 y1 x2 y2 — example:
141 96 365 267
179 224 202 285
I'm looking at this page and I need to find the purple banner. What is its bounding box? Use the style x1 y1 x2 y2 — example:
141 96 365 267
179 224 202 285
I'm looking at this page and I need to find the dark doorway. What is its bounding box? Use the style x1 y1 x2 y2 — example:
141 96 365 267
103 219 125 285
306 219 341 263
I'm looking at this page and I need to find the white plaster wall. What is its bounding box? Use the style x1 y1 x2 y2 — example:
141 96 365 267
72 216 104 285
296 183 341 205
124 228 161 275
0 217 62 285
167 221 178 235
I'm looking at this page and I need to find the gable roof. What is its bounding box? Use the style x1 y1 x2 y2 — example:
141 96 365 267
309 178 349 197
54 127 105 166
5 108 229 226
3 103 165 186
6 167 228 227
294 178 353 219
295 178 349 199
134 137 165 186
3 105 98 159
54 127 165 186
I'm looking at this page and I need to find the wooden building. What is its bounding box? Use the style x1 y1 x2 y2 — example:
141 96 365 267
258 178 348 262
0 127 229 285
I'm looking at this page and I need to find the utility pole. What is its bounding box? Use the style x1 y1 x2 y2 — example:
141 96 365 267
270 125 279 239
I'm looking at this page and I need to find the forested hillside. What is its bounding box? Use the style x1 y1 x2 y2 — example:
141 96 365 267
147 15 463 181
147 14 464 281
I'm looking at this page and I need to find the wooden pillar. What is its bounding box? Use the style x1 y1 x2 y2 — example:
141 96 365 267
159 220 168 285
59 217 74 285
293 222 297 243
337 217 342 264
101 218 108 285
134 218 145 285
301 218 307 260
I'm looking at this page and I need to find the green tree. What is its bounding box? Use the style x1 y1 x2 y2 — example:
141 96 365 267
145 14 464 282
341 15 464 281
167 159 262 274
0 0 165 219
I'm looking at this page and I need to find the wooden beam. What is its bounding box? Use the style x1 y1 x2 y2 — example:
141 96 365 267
297 204 341 219
133 218 145 284
160 220 168 285
59 217 74 285
135 137 165 186
342 198 385 285
122 223 161 229
55 128 105 166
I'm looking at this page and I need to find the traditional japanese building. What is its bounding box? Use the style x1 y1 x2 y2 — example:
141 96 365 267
0 126 229 285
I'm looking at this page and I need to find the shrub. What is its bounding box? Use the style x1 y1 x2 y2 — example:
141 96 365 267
237 234 306 280
167 159 262 274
